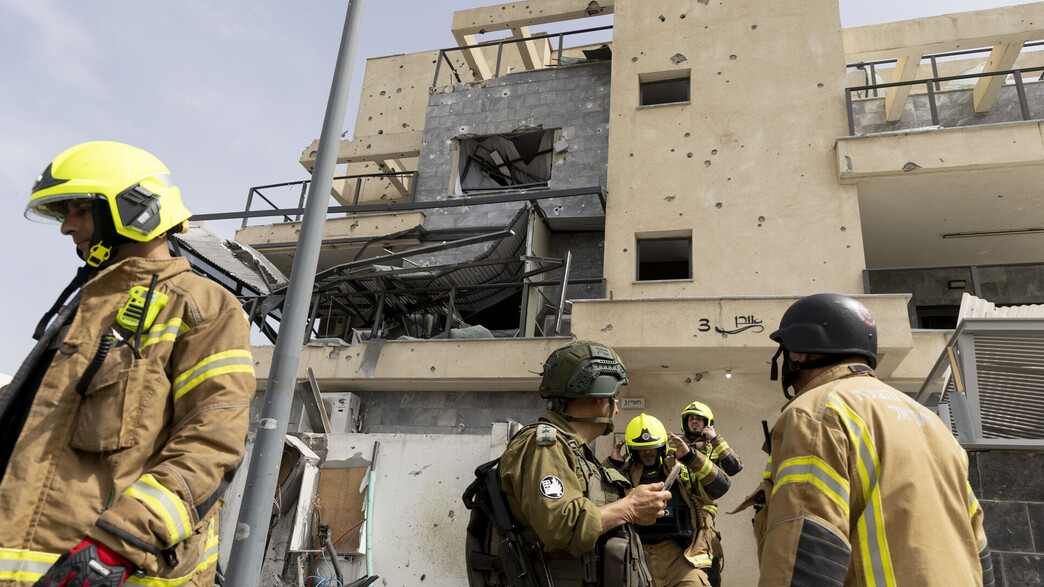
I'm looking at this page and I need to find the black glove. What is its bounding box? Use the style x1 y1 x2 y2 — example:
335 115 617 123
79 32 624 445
34 539 132 587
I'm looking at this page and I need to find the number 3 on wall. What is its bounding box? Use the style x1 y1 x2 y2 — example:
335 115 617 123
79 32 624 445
698 318 710 332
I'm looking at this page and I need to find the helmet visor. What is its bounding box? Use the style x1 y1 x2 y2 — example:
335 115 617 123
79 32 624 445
25 193 98 223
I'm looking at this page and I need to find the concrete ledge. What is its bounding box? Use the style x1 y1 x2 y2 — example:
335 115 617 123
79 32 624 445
251 336 573 392
569 294 912 377
837 121 1044 183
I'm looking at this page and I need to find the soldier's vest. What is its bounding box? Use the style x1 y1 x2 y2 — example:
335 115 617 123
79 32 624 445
465 422 651 587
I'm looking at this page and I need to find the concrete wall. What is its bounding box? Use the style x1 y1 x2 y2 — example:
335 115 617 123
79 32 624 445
968 450 1044 586
852 81 1044 135
412 61 612 257
352 390 542 434
602 0 866 299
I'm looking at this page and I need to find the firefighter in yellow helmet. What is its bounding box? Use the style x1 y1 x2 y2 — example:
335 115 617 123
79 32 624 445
750 293 992 586
494 340 669 586
607 413 718 587
0 141 255 586
665 401 743 586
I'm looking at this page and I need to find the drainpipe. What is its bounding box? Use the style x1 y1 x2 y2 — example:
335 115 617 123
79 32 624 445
224 1 367 585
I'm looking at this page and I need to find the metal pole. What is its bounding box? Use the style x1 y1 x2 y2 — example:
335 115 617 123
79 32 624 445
554 251 572 334
224 1 366 584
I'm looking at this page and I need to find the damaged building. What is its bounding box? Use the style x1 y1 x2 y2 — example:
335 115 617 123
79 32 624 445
182 0 1044 584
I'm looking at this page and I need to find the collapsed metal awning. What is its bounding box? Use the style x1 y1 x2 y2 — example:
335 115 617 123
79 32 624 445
244 204 581 342
172 222 288 295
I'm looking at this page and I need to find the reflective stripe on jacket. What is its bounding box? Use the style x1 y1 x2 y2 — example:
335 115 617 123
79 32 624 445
0 257 255 585
757 362 990 586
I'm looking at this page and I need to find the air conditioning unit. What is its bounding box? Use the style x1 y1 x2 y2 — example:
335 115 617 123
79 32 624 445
542 314 572 335
322 393 362 433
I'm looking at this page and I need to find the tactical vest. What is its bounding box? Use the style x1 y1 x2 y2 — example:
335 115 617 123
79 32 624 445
464 422 651 587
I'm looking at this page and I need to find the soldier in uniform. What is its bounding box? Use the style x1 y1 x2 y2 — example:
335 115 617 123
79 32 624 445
497 340 670 587
677 401 742 585
753 293 993 586
607 414 711 587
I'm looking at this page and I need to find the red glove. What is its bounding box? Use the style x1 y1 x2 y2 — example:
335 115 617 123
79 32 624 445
33 538 133 587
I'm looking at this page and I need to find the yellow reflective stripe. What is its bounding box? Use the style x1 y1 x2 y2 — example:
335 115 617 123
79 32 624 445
126 474 192 547
124 523 217 586
967 482 980 517
172 350 254 402
826 394 896 587
703 504 718 516
711 440 729 459
140 319 189 350
773 455 851 518
763 458 772 480
692 454 713 480
686 554 714 566
0 549 60 583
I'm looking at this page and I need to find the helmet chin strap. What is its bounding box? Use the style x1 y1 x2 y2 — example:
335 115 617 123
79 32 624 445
81 200 129 268
770 346 843 399
554 397 616 436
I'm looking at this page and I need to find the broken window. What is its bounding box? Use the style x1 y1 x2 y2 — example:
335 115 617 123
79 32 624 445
639 74 690 106
636 237 692 281
455 129 554 194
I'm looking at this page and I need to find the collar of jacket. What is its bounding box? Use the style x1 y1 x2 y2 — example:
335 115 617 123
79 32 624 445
538 409 589 446
83 256 192 293
782 359 878 409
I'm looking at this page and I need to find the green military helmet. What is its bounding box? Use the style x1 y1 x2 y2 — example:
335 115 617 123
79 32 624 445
539 340 628 400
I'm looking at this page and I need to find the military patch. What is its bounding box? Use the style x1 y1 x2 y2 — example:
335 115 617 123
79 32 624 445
539 475 565 499
535 424 557 446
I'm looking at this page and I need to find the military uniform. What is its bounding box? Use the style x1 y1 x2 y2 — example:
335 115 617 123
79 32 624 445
754 360 992 586
0 256 255 586
499 410 648 586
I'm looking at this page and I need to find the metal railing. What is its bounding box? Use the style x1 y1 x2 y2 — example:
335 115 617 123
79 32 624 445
431 24 613 88
844 65 1044 135
235 171 417 228
847 40 1044 97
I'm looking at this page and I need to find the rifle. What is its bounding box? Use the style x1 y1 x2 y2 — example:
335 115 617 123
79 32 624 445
463 458 553 587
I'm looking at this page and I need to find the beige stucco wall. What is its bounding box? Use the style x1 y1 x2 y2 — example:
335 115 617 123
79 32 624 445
603 0 866 299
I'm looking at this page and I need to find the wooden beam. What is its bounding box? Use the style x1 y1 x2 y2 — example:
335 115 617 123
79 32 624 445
377 159 410 198
452 32 493 82
299 131 423 171
885 54 922 122
973 42 1024 113
451 0 614 37
843 2 1044 63
512 26 542 71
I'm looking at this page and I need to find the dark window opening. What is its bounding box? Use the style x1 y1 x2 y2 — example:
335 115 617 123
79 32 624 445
915 305 960 329
640 77 690 106
456 130 554 194
637 237 691 281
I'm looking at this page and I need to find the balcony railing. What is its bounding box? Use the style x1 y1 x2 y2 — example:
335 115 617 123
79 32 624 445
844 65 1044 136
225 171 418 228
431 24 614 88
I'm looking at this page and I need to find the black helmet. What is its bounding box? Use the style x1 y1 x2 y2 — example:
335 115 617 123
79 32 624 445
540 340 627 435
769 294 877 396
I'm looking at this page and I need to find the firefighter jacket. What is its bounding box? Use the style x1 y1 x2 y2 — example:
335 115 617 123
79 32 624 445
684 434 743 502
0 257 256 586
609 455 723 571
754 361 992 586
498 410 650 586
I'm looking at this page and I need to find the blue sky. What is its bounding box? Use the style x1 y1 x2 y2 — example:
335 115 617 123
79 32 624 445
0 0 1037 375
